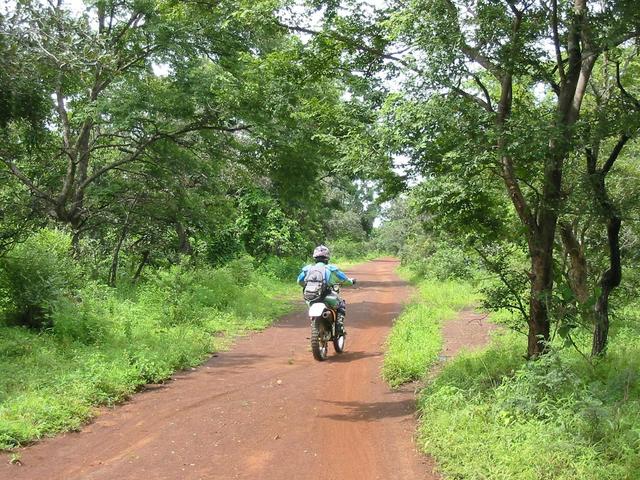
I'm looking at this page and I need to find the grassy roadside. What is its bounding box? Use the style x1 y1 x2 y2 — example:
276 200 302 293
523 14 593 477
0 249 379 451
382 272 478 388
415 322 640 480
0 263 298 450
383 271 640 479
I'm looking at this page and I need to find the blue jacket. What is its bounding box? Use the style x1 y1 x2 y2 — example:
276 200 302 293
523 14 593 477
297 262 353 287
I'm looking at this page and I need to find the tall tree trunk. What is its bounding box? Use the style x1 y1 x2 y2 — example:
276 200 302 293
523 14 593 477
175 221 192 255
528 249 553 357
108 201 136 286
586 134 628 356
559 222 589 303
108 225 128 287
133 250 150 282
592 215 622 356
70 216 83 258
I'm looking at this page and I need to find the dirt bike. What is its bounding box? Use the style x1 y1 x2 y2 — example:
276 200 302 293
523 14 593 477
308 286 346 361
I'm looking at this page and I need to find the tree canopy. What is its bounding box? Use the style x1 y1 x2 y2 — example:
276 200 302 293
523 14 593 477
2 0 640 360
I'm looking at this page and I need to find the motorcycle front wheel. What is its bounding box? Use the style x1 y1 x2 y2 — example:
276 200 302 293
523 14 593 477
333 332 345 353
311 317 328 361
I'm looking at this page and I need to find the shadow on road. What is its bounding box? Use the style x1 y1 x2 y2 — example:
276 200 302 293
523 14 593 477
326 350 382 363
317 397 415 422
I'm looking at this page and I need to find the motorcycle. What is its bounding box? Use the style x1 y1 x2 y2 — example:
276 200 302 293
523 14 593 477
308 285 346 361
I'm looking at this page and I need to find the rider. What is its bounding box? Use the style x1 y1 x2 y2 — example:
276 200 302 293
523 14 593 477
297 245 356 335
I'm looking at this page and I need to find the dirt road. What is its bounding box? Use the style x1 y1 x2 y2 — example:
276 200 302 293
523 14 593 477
1 258 437 480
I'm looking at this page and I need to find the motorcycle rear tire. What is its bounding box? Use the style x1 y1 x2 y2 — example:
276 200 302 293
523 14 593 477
311 317 328 361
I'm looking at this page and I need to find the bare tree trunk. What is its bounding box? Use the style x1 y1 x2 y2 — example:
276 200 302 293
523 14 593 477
70 217 83 258
585 131 628 355
527 249 553 357
108 225 128 287
559 222 589 303
592 212 622 356
108 200 137 287
175 221 192 255
133 250 150 282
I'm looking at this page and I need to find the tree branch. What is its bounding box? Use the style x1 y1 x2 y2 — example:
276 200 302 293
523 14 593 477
602 134 631 175
471 73 494 112
450 84 493 112
79 123 251 191
616 61 640 110
275 21 418 72
550 0 566 85
1 158 55 204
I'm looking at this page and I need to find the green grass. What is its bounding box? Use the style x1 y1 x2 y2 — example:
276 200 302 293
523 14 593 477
0 263 297 450
417 325 640 480
382 277 478 387
385 264 640 479
408 306 640 480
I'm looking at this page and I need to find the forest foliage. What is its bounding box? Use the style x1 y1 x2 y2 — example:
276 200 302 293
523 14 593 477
0 0 383 448
1 0 640 475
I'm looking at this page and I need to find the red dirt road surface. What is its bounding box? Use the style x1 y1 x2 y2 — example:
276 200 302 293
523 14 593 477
1 258 438 480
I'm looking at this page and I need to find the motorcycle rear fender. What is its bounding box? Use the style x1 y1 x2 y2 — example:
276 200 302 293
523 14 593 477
308 303 326 318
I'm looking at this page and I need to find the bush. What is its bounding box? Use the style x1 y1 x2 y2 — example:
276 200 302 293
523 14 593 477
0 229 81 328
50 283 111 344
223 254 256 286
402 240 476 281
416 328 640 480
329 237 375 262
258 255 305 281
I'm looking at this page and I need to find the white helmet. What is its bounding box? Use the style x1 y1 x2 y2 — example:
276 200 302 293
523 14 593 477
313 244 330 260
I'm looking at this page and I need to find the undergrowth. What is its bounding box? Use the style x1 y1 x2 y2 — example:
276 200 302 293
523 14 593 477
384 260 640 479
385 267 640 479
382 274 478 387
417 323 640 480
0 260 297 450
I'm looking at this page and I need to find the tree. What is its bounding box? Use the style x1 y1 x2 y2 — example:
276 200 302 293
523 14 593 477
383 0 640 357
0 1 261 250
558 49 640 355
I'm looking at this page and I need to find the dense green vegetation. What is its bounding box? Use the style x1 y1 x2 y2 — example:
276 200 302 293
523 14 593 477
0 229 298 449
0 0 383 447
2 0 640 477
382 277 477 387
418 324 640 480
378 219 640 478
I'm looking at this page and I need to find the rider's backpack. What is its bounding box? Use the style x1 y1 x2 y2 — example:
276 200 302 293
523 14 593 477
303 264 327 301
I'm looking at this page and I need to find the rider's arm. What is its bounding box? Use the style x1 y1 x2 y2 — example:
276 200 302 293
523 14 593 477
297 267 308 287
332 267 354 286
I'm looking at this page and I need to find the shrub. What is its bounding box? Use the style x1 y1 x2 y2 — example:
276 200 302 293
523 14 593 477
416 329 640 480
329 237 374 262
0 229 81 328
402 241 476 281
258 255 305 281
223 254 256 286
50 283 111 344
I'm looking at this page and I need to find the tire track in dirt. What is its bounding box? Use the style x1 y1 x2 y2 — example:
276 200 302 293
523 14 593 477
1 258 437 480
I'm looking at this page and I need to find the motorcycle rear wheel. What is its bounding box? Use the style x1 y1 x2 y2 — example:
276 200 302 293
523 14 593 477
311 318 328 361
